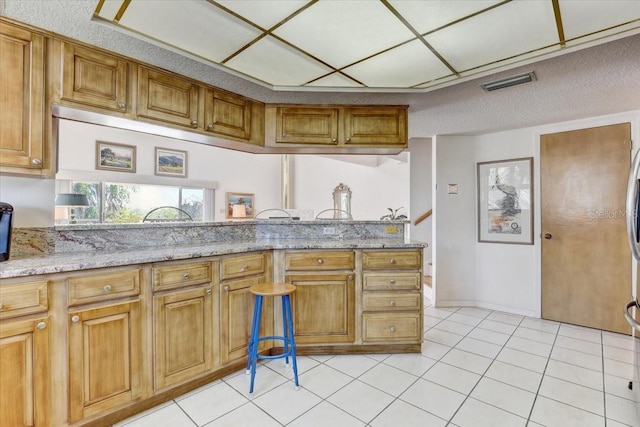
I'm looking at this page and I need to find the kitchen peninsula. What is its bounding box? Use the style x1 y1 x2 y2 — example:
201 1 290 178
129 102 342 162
0 220 424 427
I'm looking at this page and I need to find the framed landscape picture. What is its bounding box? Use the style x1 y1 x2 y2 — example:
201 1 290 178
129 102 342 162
225 192 255 219
155 147 187 178
477 157 534 244
96 141 136 173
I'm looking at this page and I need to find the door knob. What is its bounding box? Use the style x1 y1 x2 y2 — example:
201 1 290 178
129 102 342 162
544 233 553 239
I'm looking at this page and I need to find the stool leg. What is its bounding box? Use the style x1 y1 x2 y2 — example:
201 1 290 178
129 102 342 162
281 295 290 367
245 293 261 374
249 295 263 395
283 295 299 389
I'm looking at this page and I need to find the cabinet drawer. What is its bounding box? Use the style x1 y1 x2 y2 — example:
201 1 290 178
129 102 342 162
68 269 140 306
154 262 212 292
363 292 421 312
285 251 355 271
362 250 421 270
362 272 421 291
0 280 49 319
220 253 266 280
363 312 421 342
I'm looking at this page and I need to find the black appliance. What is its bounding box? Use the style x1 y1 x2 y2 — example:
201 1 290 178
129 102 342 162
0 202 14 262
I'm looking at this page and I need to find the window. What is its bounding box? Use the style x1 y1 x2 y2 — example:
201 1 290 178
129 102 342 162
56 180 211 224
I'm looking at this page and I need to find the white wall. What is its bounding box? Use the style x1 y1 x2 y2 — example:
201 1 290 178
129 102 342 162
0 177 55 227
434 135 477 306
434 110 640 317
409 138 432 262
3 120 411 227
291 155 409 220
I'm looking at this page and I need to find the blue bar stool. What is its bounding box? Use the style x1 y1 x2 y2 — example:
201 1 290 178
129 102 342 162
246 282 299 395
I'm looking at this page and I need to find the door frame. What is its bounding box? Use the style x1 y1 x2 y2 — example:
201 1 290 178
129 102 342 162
532 112 640 319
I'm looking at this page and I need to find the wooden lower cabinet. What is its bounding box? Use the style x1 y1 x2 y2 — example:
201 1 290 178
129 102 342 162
153 285 216 390
286 273 355 344
0 316 50 427
68 300 142 423
220 275 272 364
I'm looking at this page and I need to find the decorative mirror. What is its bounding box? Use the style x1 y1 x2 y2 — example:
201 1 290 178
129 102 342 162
332 183 352 219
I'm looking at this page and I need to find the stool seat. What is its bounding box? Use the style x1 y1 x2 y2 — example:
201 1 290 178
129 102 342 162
246 282 299 395
250 282 296 297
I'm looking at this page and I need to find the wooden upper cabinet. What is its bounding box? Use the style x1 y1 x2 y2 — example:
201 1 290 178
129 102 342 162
137 67 200 128
60 43 130 114
0 22 45 171
276 106 339 145
344 107 407 146
271 105 407 149
204 90 252 140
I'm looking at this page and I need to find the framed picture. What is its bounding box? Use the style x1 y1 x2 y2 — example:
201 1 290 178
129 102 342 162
225 192 255 219
155 147 187 178
95 141 136 173
477 157 534 244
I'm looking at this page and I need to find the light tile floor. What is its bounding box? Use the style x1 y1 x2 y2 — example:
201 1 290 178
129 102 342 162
114 299 640 427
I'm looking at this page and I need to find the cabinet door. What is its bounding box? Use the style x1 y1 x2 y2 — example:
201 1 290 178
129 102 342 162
153 286 215 390
286 273 355 344
204 89 251 140
276 107 339 144
137 67 200 128
0 316 50 427
343 107 407 146
68 301 142 422
61 43 129 113
0 22 45 169
220 276 272 364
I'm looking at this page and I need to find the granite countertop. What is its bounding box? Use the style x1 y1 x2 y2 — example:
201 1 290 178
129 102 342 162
0 238 425 279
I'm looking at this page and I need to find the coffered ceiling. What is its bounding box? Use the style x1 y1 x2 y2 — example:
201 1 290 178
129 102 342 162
94 0 640 92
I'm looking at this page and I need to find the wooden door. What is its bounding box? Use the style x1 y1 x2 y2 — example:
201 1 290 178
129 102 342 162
68 301 142 422
0 22 45 170
61 43 129 113
275 106 339 144
541 123 631 333
343 107 407 146
286 273 355 344
0 316 50 427
204 89 251 140
137 67 200 128
153 286 215 390
219 276 271 364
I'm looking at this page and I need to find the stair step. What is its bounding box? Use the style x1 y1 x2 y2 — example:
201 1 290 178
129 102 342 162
424 275 432 288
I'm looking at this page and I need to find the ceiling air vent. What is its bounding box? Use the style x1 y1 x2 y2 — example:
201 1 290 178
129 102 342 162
480 71 536 92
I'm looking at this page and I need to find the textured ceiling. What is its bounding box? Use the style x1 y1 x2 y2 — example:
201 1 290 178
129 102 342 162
93 0 640 92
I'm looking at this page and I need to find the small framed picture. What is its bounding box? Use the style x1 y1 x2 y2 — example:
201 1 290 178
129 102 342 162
226 192 255 219
96 141 136 173
155 147 187 178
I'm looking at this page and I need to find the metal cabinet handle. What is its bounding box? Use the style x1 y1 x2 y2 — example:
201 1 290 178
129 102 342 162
346 137 351 142
71 315 80 323
37 321 47 330
241 264 248 272
624 300 640 331
331 138 337 142
117 102 126 109
183 273 190 279
206 289 212 296
223 286 229 292
191 120 199 128
103 284 111 292
390 326 396 332
389 279 396 284
317 259 324 265
390 258 396 264
390 300 396 306
207 124 214 130
31 158 42 166
348 275 353 281
544 233 552 239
